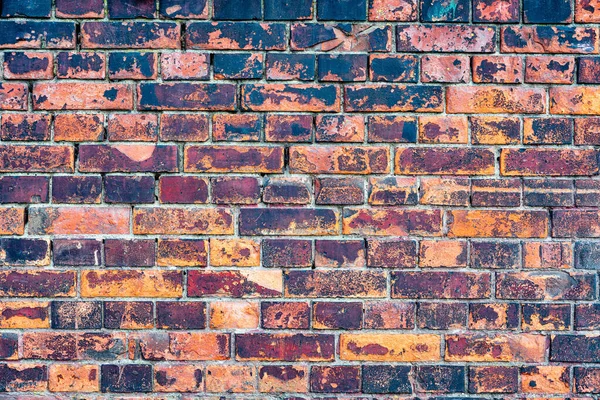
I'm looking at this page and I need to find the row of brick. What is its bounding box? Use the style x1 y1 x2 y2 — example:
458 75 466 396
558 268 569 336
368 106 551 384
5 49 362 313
6 113 600 146
1 235 599 269
2 299 600 331
2 22 600 54
6 51 600 86
0 268 596 301
3 0 598 23
4 83 600 115
3 361 600 394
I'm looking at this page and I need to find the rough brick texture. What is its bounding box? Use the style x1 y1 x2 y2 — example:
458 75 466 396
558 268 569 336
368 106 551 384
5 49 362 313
0 0 599 398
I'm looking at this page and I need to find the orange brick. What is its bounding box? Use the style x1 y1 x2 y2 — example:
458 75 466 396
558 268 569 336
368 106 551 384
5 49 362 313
0 207 25 235
447 87 546 114
135 332 229 361
54 114 104 142
0 301 49 328
210 301 260 329
446 333 547 362
521 366 570 394
33 83 133 110
210 239 261 267
28 206 130 235
154 364 204 392
259 365 308 393
49 364 99 392
419 240 467 268
206 365 256 393
447 210 549 238
133 207 234 235
81 270 183 298
290 146 389 174
551 87 600 115
523 241 572 269
339 333 440 361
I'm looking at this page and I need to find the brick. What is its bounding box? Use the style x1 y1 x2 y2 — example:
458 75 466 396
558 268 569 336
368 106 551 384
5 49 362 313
469 303 519 330
575 241 600 269
52 176 101 204
1 0 51 17
263 239 312 268
56 0 104 18
473 0 519 22
187 22 286 50
263 178 311 204
471 179 521 207
418 116 468 144
310 366 360 393
104 239 155 267
521 366 570 394
157 301 205 330
0 334 18 360
154 364 204 393
576 179 600 206
107 114 157 142
265 0 312 19
101 364 152 393
0 176 48 204
447 86 546 114
138 83 236 111
468 366 519 393
472 56 523 83
0 208 23 235
420 240 467 268
318 0 366 20
290 146 389 174
552 335 600 362
0 21 75 49
158 176 208 204
0 301 49 329
524 178 573 207
416 365 465 393
107 0 155 18
160 113 208 142
343 208 442 236
396 147 495 175
316 239 366 268
210 238 260 267
523 241 572 269
577 0 600 21
160 0 208 18
48 363 98 392
575 367 600 393
261 301 310 329
553 209 600 238
392 271 491 299
81 270 182 298
266 53 315 80
285 270 386 298
446 333 546 362
470 116 520 145
417 302 467 330
364 301 415 329
236 333 334 361
0 83 27 110
0 145 73 173
291 24 392 52
577 303 600 330
1 113 50 141
340 333 440 361
104 175 155 204
447 210 548 238
104 301 153 329
470 241 521 269
206 365 255 393
161 52 208 80
551 87 600 115
213 114 261 142
316 177 365 205
501 26 598 54
56 52 105 79
397 25 496 52
185 145 283 173
420 177 469 206
579 57 600 84
157 239 207 267
29 206 130 235
522 304 571 331
524 0 571 22
79 144 177 172
0 238 49 266
213 0 261 19
369 54 417 82
54 114 104 142
211 177 261 204
501 148 598 176
259 365 308 393
3 52 53 79
313 302 363 329
134 207 233 235
368 115 417 142
497 271 595 300
188 270 282 298
240 208 338 236
369 0 417 20
82 22 179 49
524 118 573 145
369 177 417 205
214 53 263 80
316 115 365 142
346 84 443 112
243 84 340 112
0 270 75 297
526 56 575 84
52 301 101 330
34 83 133 110
265 114 312 142
367 239 417 268
22 332 77 360
576 118 600 144
210 301 258 329
421 55 469 83
362 365 411 394
0 363 47 391
318 54 367 82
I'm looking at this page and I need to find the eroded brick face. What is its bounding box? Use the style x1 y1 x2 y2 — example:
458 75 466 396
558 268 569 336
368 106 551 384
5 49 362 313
0 0 598 397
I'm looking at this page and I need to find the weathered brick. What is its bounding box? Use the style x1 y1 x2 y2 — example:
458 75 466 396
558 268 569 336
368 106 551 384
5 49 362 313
0 21 75 49
472 56 523 83
524 118 573 145
213 114 261 142
497 271 595 300
48 364 99 392
526 55 575 84
419 116 468 144
364 301 415 330
0 363 47 391
259 365 308 393
369 54 417 82
310 366 360 393
469 303 519 330
158 176 208 204
369 0 417 21
210 301 258 329
417 302 467 330
236 333 334 361
157 239 207 267
104 301 153 330
551 87 600 115
52 301 102 330
56 52 105 79
421 55 469 83
501 148 598 176
470 116 520 145
214 53 264 80
551 335 600 362
157 301 206 330
107 114 158 142
104 175 155 204
52 176 101 204
187 22 286 50
369 177 417 205
154 364 204 393
104 239 155 267
266 53 315 80
240 208 338 236
101 364 152 393
291 23 391 51
316 115 365 142
501 26 598 54
263 239 312 268
108 0 155 18
524 241 572 269
447 210 548 238
56 0 104 18
261 301 310 329
210 238 260 267
576 0 600 21
420 177 469 207
471 178 521 207
392 271 491 299
290 146 389 174
134 207 233 235
285 270 386 298
313 302 362 330
368 115 417 142
0 270 75 297
243 84 340 112
213 0 261 20
416 365 465 393
0 176 48 204
53 114 104 142
0 145 73 172
318 54 367 82
575 241 600 270
0 238 49 266
397 25 496 52
522 304 571 331
473 0 519 22
0 334 18 360
80 144 177 173
160 0 208 18
3 52 53 79
0 301 49 329
138 83 236 111
29 206 130 235
316 239 366 268
33 83 133 110
211 176 261 204
367 239 417 268
316 177 365 205
446 333 546 362
161 52 209 80
206 365 256 393
419 240 467 268
265 0 312 19
185 145 283 173
470 241 521 269
188 270 282 298
339 333 440 361
523 0 572 22
575 367 600 393
81 270 182 298
343 208 442 236
577 179 600 206
1 0 51 17
263 178 311 204
554 209 600 237
345 84 443 112
160 113 208 142
447 86 546 114
468 366 518 393
1 113 50 141
82 22 180 49
396 147 495 175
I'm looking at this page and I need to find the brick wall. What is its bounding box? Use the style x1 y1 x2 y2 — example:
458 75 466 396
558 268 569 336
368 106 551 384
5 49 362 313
0 0 599 397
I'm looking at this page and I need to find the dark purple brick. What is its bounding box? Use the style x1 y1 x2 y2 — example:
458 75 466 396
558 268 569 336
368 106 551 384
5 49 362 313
470 241 521 269
291 24 390 52
0 270 75 297
57 52 105 79
236 333 334 361
0 238 49 266
579 57 600 84
0 21 75 49
575 241 600 269
576 304 600 330
78 145 178 173
0 334 18 360
415 366 465 393
315 240 366 268
0 176 48 203
551 335 600 362
52 176 102 204
317 0 367 20
108 0 155 19
315 177 364 205
160 114 208 142
524 178 574 207
81 22 179 49
211 177 261 204
3 52 52 79
104 301 153 329
522 303 571 330
53 239 102 267
214 53 264 80
0 363 46 390
156 301 206 329
263 178 311 204
138 83 236 111
313 302 363 329
370 55 418 82
265 0 312 20
239 208 338 236
1 113 50 141
262 239 312 268
51 301 102 329
362 365 412 394
159 0 208 18
368 116 417 143
318 54 368 82
108 52 156 80
266 53 315 81
213 0 261 20
186 22 286 50
367 239 417 268
310 366 360 393
417 302 468 330
104 175 155 204
1 0 51 17
101 364 152 393
345 85 443 112
265 115 312 142
525 117 573 144
391 271 491 299
104 239 155 267
56 0 104 18
159 176 208 204
523 0 571 23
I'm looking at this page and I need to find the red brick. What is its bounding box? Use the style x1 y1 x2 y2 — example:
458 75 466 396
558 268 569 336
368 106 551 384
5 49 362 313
525 56 575 84
418 116 468 144
343 208 442 236
29 206 129 235
575 117 600 145
397 25 496 52
213 114 261 142
3 52 53 79
107 114 158 142
447 86 546 114
497 271 595 300
236 333 334 361
161 52 209 80
316 115 365 142
188 270 282 298
54 114 104 142
420 177 470 206
158 176 208 204
473 0 519 22
446 333 546 362
290 146 389 174
576 0 600 21
133 207 233 235
551 87 600 115
396 147 495 175
472 56 523 83
261 301 310 329
0 83 29 110
33 83 133 110
421 55 469 83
